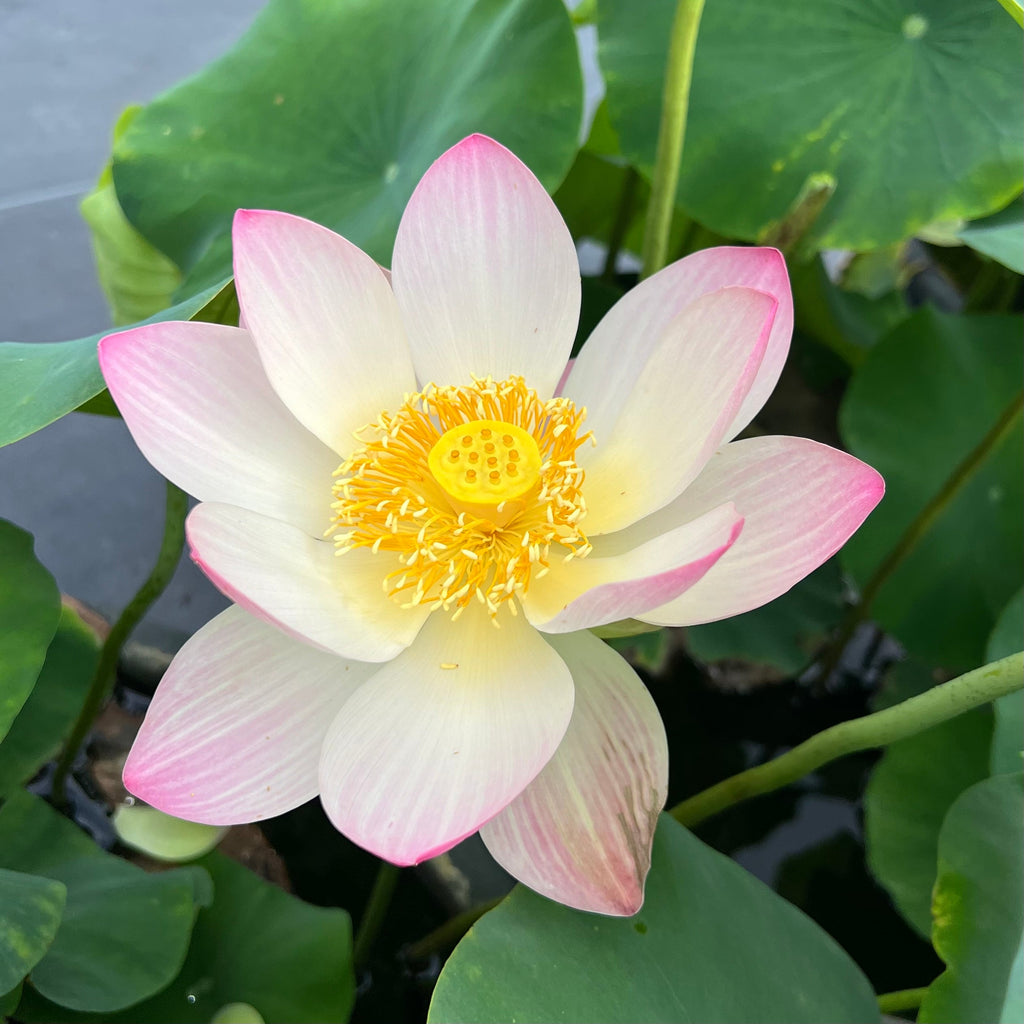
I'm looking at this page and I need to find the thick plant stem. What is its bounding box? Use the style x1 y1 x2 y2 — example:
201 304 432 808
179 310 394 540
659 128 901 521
51 480 188 807
670 653 1024 828
877 986 929 1014
639 0 706 279
820 391 1023 681
353 861 401 967
854 391 1022 618
404 896 504 961
759 172 836 260
602 167 640 283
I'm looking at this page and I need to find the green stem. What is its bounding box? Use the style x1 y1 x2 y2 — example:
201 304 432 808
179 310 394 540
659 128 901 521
570 0 597 27
639 0 706 279
671 214 699 261
51 480 188 807
819 391 1023 681
860 389 1022 610
992 270 1022 312
965 257 1011 312
353 861 401 967
877 986 929 1014
670 653 1024 828
404 895 504 961
602 167 640 283
759 173 836 260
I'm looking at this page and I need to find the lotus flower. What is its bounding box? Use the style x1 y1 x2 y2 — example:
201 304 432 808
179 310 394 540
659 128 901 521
99 134 883 916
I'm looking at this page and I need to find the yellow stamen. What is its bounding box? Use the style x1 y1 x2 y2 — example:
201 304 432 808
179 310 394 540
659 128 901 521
328 375 591 620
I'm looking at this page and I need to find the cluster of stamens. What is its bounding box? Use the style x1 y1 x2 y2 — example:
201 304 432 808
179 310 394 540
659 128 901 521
328 375 593 621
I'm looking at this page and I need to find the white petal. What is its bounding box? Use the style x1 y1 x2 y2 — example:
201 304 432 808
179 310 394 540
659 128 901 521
123 606 377 825
567 246 792 440
481 630 667 916
318 603 574 865
233 210 417 453
99 321 337 536
627 436 886 625
391 135 580 398
573 287 777 534
186 502 429 662
523 503 743 633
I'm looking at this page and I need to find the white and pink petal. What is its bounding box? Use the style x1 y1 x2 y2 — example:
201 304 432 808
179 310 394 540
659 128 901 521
481 629 667 916
391 134 580 399
567 246 792 441
632 436 885 626
123 605 377 825
522 502 743 633
232 209 417 454
186 502 429 663
571 287 777 535
318 604 574 865
99 321 338 536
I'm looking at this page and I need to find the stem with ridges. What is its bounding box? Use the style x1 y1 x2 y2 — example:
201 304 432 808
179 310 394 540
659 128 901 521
877 986 929 1014
353 861 401 967
602 167 640 283
670 653 1024 828
640 0 706 279
404 895 504 961
855 389 1024 618
51 480 188 807
818 391 1023 683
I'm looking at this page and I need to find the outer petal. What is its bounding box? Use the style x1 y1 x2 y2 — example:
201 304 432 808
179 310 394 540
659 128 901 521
123 605 378 825
566 246 791 440
233 209 417 453
186 502 429 662
480 630 667 916
523 503 743 633
391 135 580 399
99 321 337 536
576 287 776 534
631 436 885 625
318 603 574 865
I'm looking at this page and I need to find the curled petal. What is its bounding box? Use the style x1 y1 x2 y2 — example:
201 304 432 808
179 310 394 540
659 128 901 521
575 286 777 535
630 436 885 625
567 246 791 440
481 630 668 916
523 503 743 633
